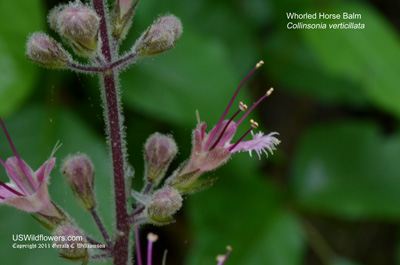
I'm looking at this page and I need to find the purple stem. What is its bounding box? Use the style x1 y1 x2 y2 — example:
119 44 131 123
0 158 30 195
135 227 143 265
203 65 259 151
147 239 153 265
93 0 129 264
0 117 37 191
68 52 137 73
90 208 112 248
68 62 104 72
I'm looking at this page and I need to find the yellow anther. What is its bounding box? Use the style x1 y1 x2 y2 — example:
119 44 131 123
256 60 264 69
147 233 158 242
239 101 248 112
266 87 274 96
250 119 259 129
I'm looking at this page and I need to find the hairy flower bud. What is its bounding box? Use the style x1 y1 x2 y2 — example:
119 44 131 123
57 4 100 57
26 33 70 68
62 154 96 210
144 133 177 186
111 0 139 40
53 225 88 261
48 5 64 33
147 187 182 224
134 14 183 57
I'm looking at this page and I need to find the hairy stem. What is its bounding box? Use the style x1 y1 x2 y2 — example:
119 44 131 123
93 0 131 264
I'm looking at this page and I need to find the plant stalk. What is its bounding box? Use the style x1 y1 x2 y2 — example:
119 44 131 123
93 0 131 264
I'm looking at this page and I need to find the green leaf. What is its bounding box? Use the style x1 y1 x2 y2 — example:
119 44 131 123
185 154 304 265
0 0 44 116
300 2 400 116
121 30 249 127
291 121 400 219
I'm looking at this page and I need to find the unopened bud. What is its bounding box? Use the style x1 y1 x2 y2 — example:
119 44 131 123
62 154 96 210
57 4 100 57
26 33 70 68
144 133 177 186
147 187 182 224
134 14 183 57
53 225 88 261
48 5 64 33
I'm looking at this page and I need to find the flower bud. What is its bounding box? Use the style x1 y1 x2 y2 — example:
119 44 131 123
53 225 88 261
134 14 183 57
111 0 139 40
48 5 64 33
26 33 70 68
144 133 177 186
57 4 100 57
147 187 182 224
62 154 96 210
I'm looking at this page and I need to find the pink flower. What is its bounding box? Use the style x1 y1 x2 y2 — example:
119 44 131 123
167 61 280 193
0 118 61 218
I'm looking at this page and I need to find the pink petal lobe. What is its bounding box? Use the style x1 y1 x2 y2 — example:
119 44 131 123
35 158 56 186
5 157 35 193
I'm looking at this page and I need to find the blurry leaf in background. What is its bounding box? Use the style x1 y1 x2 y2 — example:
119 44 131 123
291 121 400 220
331 257 363 265
300 2 400 117
185 154 305 265
121 30 249 127
0 0 44 116
0 105 112 265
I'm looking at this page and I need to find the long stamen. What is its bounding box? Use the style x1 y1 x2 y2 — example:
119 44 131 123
0 180 24 197
0 117 37 190
228 120 258 152
135 227 143 265
204 60 264 151
147 233 158 265
216 246 232 265
220 88 273 146
209 102 247 151
237 88 273 127
0 158 30 195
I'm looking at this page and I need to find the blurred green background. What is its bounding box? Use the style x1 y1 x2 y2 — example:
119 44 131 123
1 0 400 264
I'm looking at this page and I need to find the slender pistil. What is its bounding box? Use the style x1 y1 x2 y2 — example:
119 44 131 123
209 102 248 151
0 158 30 195
0 117 37 191
228 120 258 152
147 233 158 265
135 226 143 265
220 88 273 146
204 61 264 151
0 180 24 197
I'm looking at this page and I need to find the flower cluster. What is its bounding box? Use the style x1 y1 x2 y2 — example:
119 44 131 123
10 0 281 263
